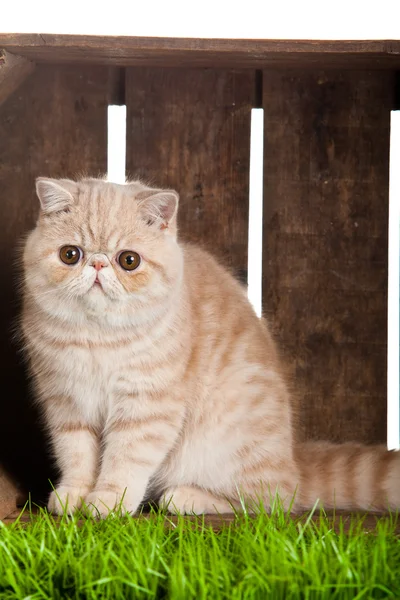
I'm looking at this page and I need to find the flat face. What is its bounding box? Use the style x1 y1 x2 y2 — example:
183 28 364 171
24 179 182 323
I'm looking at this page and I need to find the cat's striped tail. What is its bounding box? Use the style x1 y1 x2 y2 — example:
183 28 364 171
295 442 400 511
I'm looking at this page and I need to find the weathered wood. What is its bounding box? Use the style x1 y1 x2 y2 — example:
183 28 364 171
4 507 400 534
126 68 253 278
0 64 113 503
0 49 35 107
0 466 19 520
262 70 394 444
1 35 400 69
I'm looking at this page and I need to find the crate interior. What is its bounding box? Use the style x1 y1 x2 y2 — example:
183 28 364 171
0 35 399 509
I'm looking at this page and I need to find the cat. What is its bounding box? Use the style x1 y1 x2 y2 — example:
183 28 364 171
20 176 400 517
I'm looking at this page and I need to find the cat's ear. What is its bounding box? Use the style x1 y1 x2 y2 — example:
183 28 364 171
35 177 76 214
136 189 179 230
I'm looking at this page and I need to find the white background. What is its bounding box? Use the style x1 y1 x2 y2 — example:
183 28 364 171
1 0 400 39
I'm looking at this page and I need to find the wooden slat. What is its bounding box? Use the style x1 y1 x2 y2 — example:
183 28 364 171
0 64 113 503
4 507 399 534
262 70 394 444
126 68 253 279
1 35 400 68
0 50 35 107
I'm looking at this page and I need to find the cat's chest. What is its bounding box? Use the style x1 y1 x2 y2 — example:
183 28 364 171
36 320 174 420
52 333 158 389
42 322 134 385
42 324 136 413
52 344 118 416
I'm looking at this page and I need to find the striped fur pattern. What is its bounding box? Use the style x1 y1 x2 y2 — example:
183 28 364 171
20 177 400 516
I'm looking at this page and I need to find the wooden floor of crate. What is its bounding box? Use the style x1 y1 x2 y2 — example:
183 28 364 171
3 508 400 533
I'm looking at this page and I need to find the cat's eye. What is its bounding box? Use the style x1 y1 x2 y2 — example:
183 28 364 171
118 251 141 271
59 245 82 265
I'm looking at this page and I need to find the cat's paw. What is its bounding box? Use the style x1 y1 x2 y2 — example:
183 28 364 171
84 489 140 518
160 486 235 515
48 485 90 516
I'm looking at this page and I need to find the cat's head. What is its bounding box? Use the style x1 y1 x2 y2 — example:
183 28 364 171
23 177 183 324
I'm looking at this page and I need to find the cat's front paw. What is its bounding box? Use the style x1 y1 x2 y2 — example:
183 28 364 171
48 485 90 516
84 489 140 518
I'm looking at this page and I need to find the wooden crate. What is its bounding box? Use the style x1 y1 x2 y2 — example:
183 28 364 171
1 34 399 518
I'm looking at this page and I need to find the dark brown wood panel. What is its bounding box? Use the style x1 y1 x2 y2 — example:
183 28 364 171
2 35 400 68
0 50 35 107
0 64 112 501
262 70 394 444
126 68 254 279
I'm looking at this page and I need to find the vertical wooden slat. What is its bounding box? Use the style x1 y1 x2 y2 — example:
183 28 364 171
0 65 112 500
262 70 394 444
126 68 254 281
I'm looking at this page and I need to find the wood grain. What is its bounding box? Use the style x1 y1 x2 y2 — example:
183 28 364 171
1 35 400 68
126 68 254 279
0 50 35 107
0 64 113 502
262 70 394 444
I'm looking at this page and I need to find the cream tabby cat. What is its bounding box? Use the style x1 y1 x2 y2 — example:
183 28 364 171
21 177 399 517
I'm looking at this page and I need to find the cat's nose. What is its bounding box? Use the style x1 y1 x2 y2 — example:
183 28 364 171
92 262 106 272
89 257 108 271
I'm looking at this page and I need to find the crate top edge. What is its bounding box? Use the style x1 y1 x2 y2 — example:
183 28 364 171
1 33 400 68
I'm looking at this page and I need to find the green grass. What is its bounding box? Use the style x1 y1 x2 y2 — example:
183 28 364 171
0 502 399 600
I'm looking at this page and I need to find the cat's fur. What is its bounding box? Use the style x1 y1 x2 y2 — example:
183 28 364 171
21 177 400 516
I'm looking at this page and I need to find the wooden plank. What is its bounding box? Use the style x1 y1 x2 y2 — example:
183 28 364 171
262 70 394 444
126 68 253 279
4 507 400 534
0 64 113 503
0 50 35 107
1 35 400 69
0 466 19 520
